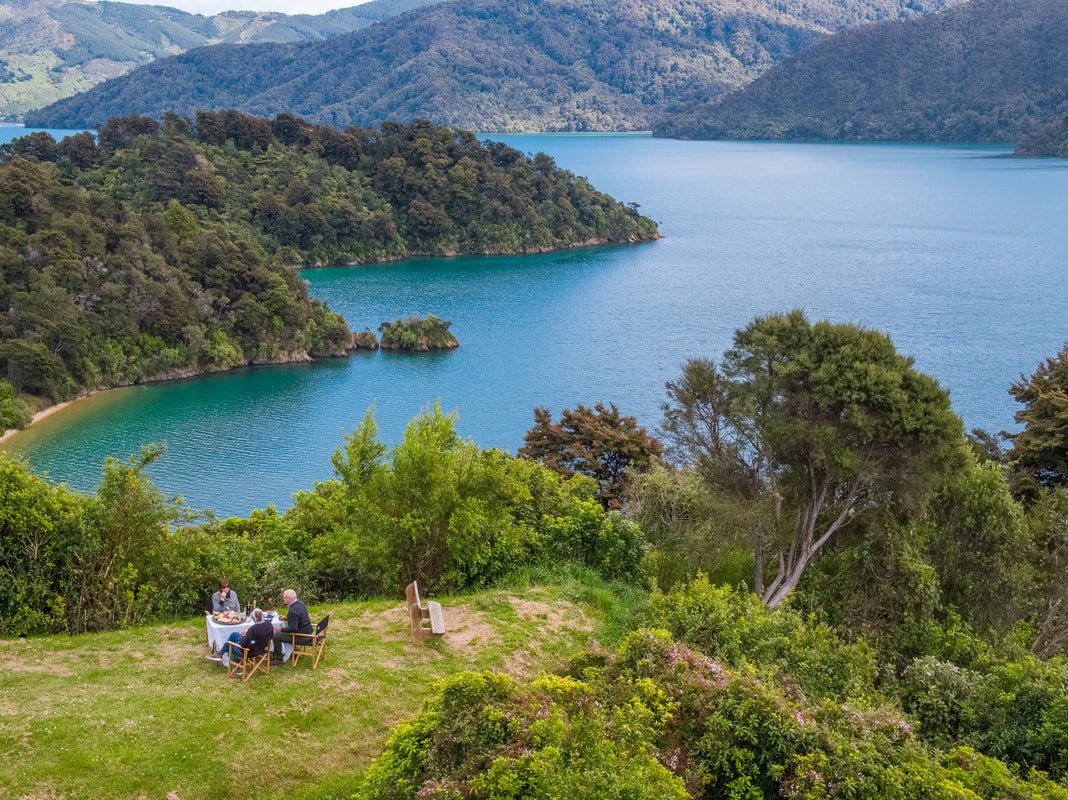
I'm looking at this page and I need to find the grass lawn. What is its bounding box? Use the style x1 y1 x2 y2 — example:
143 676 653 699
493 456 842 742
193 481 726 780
0 576 641 800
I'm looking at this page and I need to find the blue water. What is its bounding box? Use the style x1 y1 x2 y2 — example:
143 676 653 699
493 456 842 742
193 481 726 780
0 124 87 144
6 134 1068 517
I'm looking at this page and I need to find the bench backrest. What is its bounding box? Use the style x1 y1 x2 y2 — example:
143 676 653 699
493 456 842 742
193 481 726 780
405 581 422 608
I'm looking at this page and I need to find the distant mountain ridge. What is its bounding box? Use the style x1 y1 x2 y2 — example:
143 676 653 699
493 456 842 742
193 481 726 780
658 0 1068 149
0 0 444 120
26 0 960 132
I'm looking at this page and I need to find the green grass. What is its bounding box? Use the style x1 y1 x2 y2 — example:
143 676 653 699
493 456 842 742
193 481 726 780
0 578 643 799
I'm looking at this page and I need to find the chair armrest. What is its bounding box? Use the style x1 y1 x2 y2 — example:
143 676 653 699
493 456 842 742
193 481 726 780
289 632 318 643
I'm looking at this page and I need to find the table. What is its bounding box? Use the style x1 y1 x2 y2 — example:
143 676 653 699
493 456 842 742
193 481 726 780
205 614 292 660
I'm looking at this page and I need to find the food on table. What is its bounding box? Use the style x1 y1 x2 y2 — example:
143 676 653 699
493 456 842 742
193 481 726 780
212 610 246 624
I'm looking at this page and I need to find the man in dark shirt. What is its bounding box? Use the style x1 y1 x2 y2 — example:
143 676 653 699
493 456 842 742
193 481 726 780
210 608 274 672
273 589 312 662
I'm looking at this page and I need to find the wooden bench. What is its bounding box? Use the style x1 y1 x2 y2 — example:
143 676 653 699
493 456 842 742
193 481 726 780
405 581 446 643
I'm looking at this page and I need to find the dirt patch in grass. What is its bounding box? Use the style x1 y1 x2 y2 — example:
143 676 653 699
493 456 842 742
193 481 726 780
347 604 410 641
348 601 500 656
499 599 593 677
1 653 72 677
508 598 594 634
320 667 363 697
17 786 64 800
441 605 499 656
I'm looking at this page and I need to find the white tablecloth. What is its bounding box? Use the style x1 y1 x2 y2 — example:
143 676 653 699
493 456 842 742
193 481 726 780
205 615 292 659
206 616 252 653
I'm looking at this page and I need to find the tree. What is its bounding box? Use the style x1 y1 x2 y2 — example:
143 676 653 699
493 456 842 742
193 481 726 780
1026 487 1068 657
519 403 661 509
661 311 962 608
1008 343 1068 496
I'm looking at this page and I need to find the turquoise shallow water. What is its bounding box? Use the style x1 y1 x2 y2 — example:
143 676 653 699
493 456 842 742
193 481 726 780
5 134 1068 517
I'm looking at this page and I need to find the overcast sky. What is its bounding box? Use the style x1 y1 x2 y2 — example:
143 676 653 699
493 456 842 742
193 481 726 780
100 0 367 14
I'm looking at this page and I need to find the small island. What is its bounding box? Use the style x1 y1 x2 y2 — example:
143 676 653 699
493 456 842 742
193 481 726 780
378 315 459 352
351 329 380 350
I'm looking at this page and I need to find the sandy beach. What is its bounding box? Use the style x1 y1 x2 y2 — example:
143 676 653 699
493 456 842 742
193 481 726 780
0 391 100 446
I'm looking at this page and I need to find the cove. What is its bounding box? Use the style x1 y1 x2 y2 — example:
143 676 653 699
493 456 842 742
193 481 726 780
5 135 1068 517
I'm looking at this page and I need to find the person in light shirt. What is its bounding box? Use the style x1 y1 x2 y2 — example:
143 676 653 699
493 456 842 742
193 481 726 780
211 579 240 613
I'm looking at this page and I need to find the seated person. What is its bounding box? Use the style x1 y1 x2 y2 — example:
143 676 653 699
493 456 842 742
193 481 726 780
272 588 313 662
210 608 273 669
211 579 240 614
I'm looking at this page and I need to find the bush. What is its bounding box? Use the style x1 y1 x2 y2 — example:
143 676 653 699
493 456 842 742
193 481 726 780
0 379 32 430
358 668 688 800
291 406 648 597
0 408 653 636
362 630 1068 800
647 576 878 702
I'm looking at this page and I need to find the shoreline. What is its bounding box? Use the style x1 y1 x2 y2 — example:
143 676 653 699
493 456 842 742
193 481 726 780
1 237 659 444
0 391 101 446
0 349 339 447
294 234 662 270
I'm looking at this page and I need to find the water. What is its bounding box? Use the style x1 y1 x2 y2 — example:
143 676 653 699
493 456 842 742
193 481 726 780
6 134 1068 517
0 124 87 144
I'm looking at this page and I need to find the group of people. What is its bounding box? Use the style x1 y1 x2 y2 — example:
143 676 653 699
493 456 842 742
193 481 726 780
207 580 313 672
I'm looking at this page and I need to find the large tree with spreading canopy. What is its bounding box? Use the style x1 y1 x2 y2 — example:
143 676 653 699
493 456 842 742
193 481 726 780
661 310 963 608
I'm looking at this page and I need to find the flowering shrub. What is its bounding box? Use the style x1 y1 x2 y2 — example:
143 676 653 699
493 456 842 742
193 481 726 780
647 576 878 701
359 631 1068 800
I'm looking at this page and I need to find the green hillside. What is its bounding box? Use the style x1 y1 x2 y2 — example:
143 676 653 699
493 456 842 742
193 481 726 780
26 0 960 132
0 111 655 411
658 0 1068 147
0 0 444 121
0 581 625 799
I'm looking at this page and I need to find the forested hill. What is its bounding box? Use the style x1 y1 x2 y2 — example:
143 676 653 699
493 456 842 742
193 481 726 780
658 0 1068 146
26 0 960 132
0 0 444 121
0 111 656 409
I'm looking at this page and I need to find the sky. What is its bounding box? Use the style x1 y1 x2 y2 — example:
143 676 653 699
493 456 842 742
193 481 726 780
93 0 366 14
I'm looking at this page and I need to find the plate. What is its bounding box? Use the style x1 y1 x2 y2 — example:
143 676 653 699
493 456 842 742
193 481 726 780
213 614 247 625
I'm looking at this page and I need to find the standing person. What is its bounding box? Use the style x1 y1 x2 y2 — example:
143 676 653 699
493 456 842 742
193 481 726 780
272 589 312 663
209 608 274 672
211 579 240 613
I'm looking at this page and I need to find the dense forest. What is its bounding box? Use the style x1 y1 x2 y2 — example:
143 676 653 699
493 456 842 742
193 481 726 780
25 0 960 132
0 0 443 120
1017 116 1068 157
659 0 1068 147
2 314 1067 797
0 111 656 418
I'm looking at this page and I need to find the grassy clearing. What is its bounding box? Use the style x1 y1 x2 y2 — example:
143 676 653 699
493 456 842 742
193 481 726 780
0 577 642 800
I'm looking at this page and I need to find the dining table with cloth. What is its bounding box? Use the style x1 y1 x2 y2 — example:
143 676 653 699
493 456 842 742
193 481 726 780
205 613 291 660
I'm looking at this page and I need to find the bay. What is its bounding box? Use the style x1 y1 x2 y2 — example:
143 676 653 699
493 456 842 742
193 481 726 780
5 134 1068 517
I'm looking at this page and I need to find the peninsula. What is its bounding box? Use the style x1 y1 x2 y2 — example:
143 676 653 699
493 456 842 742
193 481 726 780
0 111 657 436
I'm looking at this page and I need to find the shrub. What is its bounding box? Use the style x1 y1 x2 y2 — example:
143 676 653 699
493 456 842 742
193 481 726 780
647 576 878 701
0 378 31 431
362 630 1068 800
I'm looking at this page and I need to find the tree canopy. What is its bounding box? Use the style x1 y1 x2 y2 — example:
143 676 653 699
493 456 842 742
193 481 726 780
661 310 963 607
1009 343 1068 495
519 402 662 510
